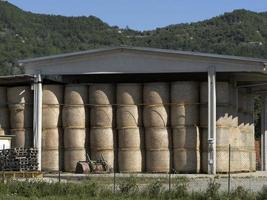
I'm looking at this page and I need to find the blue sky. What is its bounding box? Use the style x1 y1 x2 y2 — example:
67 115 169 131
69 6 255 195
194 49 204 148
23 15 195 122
8 0 267 31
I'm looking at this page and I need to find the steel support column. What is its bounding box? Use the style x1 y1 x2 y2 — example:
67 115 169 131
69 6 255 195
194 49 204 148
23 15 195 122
208 66 216 174
33 74 42 171
261 94 267 171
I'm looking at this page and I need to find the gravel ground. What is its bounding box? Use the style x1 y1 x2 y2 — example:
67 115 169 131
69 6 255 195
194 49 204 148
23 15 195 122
42 171 267 192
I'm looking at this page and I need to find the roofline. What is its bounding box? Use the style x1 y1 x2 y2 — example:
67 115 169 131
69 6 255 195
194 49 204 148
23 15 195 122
18 46 267 66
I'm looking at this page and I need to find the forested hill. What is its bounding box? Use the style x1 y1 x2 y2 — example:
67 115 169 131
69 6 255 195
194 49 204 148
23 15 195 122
0 1 267 75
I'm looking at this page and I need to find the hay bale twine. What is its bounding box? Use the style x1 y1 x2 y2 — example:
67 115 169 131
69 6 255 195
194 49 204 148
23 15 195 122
64 128 87 172
90 106 113 127
117 106 141 128
42 128 60 171
143 106 168 127
172 126 200 173
117 83 142 105
171 81 199 126
89 84 114 105
10 129 33 148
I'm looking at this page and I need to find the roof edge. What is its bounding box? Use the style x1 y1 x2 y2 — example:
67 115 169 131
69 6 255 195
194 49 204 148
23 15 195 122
18 46 267 66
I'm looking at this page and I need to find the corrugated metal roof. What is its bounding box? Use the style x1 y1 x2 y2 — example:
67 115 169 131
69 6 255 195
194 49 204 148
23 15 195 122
19 46 267 66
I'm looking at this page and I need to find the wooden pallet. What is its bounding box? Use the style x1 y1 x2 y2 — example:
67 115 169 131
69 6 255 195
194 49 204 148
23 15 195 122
0 171 43 179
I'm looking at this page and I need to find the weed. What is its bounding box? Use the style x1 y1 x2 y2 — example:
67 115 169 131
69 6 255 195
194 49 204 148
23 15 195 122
118 176 139 195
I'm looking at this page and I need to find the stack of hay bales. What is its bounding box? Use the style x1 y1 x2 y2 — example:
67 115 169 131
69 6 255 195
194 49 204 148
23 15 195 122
200 82 238 173
42 85 63 171
143 83 170 173
8 86 33 148
89 84 115 170
63 85 88 172
0 87 9 136
117 84 144 172
171 81 200 173
238 88 256 172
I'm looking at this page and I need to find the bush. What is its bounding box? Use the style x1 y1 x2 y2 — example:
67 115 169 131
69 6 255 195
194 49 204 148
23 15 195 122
205 177 221 200
230 186 256 200
257 185 267 200
145 180 164 198
171 177 189 199
118 176 139 195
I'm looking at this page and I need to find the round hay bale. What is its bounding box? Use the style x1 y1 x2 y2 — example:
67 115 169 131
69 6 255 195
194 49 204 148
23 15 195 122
43 85 64 105
117 83 142 105
9 106 33 128
118 128 144 149
7 86 33 106
90 106 113 127
143 82 169 105
118 149 142 173
42 105 60 128
64 85 88 105
62 106 88 128
117 105 141 128
89 84 114 105
143 106 168 127
145 128 170 149
10 128 33 148
146 149 170 173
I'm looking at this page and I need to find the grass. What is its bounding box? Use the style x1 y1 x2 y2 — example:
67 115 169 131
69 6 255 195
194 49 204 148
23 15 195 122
0 177 266 200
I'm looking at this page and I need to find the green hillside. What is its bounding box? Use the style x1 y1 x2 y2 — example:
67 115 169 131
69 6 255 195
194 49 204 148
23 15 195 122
0 1 267 75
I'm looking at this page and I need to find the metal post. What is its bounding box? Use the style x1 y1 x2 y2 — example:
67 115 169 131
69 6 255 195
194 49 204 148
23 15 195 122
228 144 231 195
261 94 267 171
208 66 216 174
33 74 42 171
113 170 116 193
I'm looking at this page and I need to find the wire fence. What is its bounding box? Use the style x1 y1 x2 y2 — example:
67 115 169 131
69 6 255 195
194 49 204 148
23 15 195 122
35 143 266 195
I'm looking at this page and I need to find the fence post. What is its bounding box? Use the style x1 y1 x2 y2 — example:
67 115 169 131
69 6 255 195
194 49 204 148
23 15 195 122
169 171 171 192
113 170 116 193
228 144 231 196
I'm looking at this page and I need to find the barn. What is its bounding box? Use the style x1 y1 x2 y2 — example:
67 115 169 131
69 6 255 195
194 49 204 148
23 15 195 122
2 46 267 174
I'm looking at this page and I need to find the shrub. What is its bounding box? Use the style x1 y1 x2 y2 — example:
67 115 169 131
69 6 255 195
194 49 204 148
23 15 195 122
118 176 139 195
257 185 267 200
171 177 189 198
145 180 164 198
205 177 221 200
